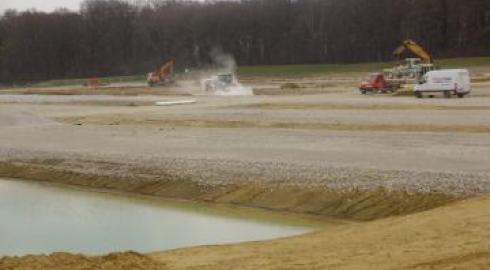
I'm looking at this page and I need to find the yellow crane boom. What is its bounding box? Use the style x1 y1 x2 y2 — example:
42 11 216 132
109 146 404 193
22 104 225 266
393 39 432 63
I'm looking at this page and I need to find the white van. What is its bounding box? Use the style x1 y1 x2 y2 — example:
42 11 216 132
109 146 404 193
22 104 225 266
414 69 471 98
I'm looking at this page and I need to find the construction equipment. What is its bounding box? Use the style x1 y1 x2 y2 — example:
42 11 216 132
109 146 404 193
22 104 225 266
359 73 402 94
84 78 106 88
393 39 432 64
201 73 238 92
385 40 436 81
147 59 176 87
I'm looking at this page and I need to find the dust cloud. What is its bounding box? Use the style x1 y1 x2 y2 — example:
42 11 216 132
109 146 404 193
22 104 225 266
201 47 254 96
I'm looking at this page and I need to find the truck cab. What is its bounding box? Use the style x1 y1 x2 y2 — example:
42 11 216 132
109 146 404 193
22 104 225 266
359 73 400 94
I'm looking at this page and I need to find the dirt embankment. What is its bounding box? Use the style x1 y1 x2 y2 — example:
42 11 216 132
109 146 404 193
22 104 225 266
2 158 488 270
150 194 490 270
0 159 460 222
0 252 167 270
2 191 489 270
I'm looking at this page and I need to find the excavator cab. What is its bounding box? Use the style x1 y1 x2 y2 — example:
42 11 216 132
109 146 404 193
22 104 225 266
201 73 239 92
405 58 422 68
217 74 234 85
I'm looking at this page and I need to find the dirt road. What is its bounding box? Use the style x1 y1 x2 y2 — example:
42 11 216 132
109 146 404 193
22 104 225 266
1 91 490 176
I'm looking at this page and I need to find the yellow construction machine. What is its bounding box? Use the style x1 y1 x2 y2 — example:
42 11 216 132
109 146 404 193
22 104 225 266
385 39 436 81
393 39 432 64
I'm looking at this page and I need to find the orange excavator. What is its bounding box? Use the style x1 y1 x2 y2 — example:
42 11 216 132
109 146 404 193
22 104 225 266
147 59 176 87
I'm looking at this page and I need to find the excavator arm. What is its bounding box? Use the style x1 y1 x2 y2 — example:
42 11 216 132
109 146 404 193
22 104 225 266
156 59 175 80
393 39 432 63
147 59 176 86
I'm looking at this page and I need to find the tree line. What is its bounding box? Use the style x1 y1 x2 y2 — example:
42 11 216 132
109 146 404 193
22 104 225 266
0 0 489 83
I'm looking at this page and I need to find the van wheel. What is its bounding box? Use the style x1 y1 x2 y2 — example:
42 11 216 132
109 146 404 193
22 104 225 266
457 93 464 98
443 91 451 98
414 91 422 98
360 90 367 95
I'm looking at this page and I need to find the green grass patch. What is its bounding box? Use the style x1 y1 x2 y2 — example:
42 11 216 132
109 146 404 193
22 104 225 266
24 57 490 87
435 57 490 68
237 62 391 77
238 57 490 77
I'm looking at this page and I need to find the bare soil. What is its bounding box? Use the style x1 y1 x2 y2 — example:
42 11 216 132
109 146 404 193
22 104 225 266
3 194 488 270
0 252 167 270
150 194 490 270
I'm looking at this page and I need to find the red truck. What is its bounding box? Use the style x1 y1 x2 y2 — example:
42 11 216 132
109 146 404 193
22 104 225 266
359 73 402 94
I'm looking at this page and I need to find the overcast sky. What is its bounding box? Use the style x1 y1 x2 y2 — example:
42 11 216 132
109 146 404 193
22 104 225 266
1 0 82 13
1 0 213 13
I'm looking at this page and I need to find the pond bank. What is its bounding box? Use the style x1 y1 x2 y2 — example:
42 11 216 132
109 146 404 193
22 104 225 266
0 158 461 222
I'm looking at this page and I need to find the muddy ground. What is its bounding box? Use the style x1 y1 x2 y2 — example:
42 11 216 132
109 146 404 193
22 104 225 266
0 70 489 269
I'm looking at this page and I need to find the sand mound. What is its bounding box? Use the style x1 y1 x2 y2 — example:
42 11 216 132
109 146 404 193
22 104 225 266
0 251 166 270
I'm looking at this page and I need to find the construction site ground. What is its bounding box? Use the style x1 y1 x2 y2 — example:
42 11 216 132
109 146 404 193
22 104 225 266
0 66 489 269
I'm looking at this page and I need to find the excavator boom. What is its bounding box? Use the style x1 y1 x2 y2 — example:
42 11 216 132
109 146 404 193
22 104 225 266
147 59 176 86
156 59 175 80
393 39 432 63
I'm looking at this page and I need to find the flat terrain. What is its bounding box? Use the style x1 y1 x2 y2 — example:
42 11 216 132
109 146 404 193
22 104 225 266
1 61 489 269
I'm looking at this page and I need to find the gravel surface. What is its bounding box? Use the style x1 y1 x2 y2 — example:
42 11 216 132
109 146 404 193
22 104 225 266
3 149 490 196
1 89 489 196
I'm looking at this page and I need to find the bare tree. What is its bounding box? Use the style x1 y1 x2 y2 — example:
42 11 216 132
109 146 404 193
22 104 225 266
0 0 488 83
